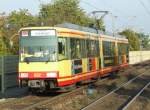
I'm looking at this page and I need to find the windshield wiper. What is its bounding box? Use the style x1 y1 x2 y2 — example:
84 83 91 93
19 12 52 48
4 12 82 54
45 57 51 63
24 58 30 64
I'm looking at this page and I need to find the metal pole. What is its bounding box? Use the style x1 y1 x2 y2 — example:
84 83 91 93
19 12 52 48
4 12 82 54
1 56 5 94
109 14 117 37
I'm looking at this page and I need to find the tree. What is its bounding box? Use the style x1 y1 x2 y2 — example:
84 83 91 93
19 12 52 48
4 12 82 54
137 33 150 50
39 0 89 26
97 19 105 32
1 9 38 54
39 0 105 31
0 13 11 55
1 0 106 55
7 9 36 29
120 29 140 51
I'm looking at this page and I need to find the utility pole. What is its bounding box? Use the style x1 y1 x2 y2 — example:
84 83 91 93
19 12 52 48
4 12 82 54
109 14 117 36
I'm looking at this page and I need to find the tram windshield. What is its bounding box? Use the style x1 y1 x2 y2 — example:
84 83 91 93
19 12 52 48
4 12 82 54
19 29 57 62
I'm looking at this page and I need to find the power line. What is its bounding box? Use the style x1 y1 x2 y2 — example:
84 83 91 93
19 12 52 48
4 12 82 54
81 0 101 11
138 0 150 16
102 0 129 17
146 0 150 5
81 1 110 20
81 0 138 32
81 0 133 22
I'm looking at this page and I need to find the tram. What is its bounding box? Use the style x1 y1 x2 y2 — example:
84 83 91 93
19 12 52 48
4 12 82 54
18 23 129 92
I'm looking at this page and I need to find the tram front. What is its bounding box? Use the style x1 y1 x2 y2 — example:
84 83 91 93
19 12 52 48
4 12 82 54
19 28 59 91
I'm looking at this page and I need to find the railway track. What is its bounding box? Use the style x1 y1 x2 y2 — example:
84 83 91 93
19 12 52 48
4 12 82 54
121 82 150 110
0 94 58 110
0 61 149 110
0 77 108 110
81 69 150 110
21 63 149 110
124 84 150 110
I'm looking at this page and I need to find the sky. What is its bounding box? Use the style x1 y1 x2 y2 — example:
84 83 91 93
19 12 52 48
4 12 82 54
0 0 150 34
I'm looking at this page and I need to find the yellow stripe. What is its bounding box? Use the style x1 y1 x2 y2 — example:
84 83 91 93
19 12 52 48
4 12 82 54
19 27 128 43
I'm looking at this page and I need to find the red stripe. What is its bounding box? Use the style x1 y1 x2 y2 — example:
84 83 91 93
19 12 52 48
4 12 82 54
58 63 129 86
19 63 129 86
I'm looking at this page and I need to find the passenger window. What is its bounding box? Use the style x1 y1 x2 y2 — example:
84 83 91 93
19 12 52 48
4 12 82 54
58 37 68 60
87 40 98 57
103 41 115 57
118 43 128 55
103 41 115 67
70 38 81 59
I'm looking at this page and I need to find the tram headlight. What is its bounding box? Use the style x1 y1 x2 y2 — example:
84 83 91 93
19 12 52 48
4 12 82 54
20 73 29 78
46 72 57 78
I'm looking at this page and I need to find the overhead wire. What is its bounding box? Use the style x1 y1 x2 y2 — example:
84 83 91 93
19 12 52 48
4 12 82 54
81 0 130 23
81 0 101 11
138 0 150 16
102 0 129 17
103 0 138 28
146 0 150 5
81 0 149 34
81 0 138 32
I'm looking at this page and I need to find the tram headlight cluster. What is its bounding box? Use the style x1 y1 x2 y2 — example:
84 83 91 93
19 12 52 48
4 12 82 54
46 72 57 78
19 73 28 78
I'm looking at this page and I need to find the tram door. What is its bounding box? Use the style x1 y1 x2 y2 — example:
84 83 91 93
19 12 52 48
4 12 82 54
70 38 83 75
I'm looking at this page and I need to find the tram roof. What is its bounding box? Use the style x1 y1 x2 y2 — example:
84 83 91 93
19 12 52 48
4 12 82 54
19 23 128 42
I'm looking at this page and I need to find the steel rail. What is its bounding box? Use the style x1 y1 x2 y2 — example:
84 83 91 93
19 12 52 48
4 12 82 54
21 78 107 110
81 71 149 110
0 95 34 107
21 87 85 110
1 61 149 110
122 82 150 110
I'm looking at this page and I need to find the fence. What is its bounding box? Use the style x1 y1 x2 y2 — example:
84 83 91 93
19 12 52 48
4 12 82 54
129 51 150 64
0 55 18 94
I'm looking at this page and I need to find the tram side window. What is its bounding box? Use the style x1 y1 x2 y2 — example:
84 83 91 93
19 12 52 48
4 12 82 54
118 43 122 55
96 41 100 56
103 41 109 56
122 44 126 54
103 41 115 67
70 38 81 59
103 41 115 57
87 40 97 57
118 44 121 55
87 40 90 57
126 44 129 54
58 37 68 60
111 42 115 56
91 40 97 57
124 44 129 54
118 43 129 55
81 39 87 58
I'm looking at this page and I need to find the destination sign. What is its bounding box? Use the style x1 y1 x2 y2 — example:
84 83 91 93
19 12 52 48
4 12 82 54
31 30 56 36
